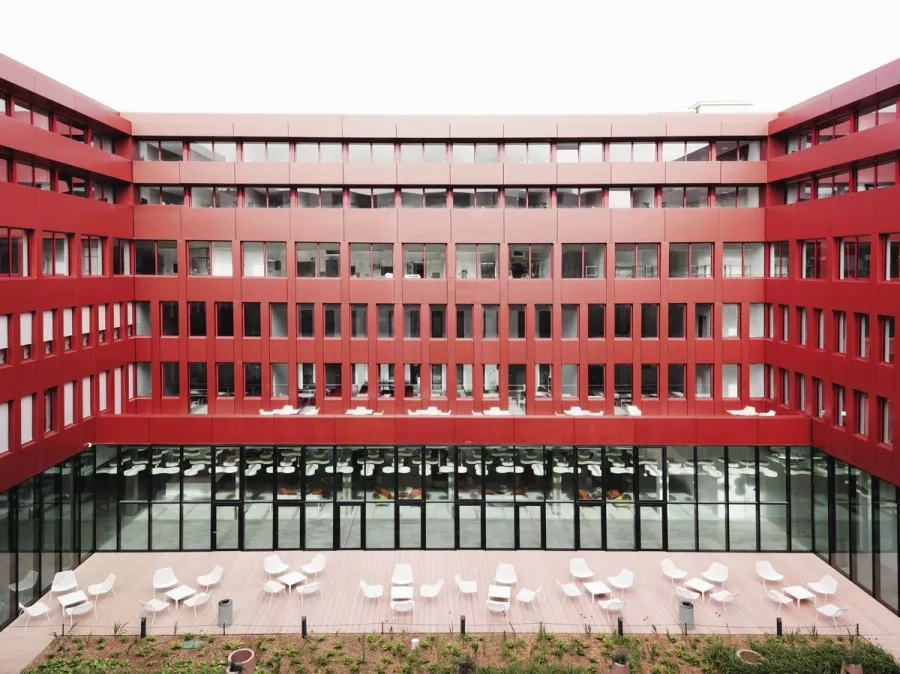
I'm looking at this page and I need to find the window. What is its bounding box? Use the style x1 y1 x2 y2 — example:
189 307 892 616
216 302 234 337
189 302 206 337
562 305 578 339
608 187 655 208
217 363 235 397
403 244 446 278
242 141 289 162
0 314 7 365
661 186 710 208
404 364 422 397
189 186 237 208
244 363 262 397
243 303 261 338
835 311 847 354
668 304 686 338
879 397 894 446
885 234 900 280
324 304 341 337
456 243 499 279
350 243 394 277
855 160 896 191
57 171 88 198
768 241 789 278
404 305 420 338
456 364 473 398
377 305 394 338
430 305 446 339
504 188 550 208
816 115 851 144
399 142 446 163
350 305 367 338
535 305 552 339
608 142 655 162
880 316 895 363
816 171 851 199
722 304 739 338
509 244 551 278
20 394 34 444
400 187 445 208
244 186 290 208
57 116 87 142
558 142 604 163
749 364 765 398
161 302 179 336
695 304 712 338
41 233 70 276
270 303 288 338
269 363 289 399
42 310 55 355
638 304 658 338
785 129 813 154
780 305 789 342
722 364 739 398
294 141 342 163
614 304 631 338
12 101 48 129
695 364 712 399
112 239 131 275
535 364 552 397
161 362 180 397
298 304 314 338
614 364 633 403
814 378 825 417
715 185 760 207
587 304 605 338
348 142 393 163
452 143 498 163
834 385 846 427
451 187 500 208
483 306 499 339
14 160 52 190
814 309 825 349
556 187 604 208
715 140 762 161
561 243 604 278
80 236 103 276
135 363 152 397
668 243 712 278
588 364 605 398
856 391 869 436
431 364 447 396
297 187 344 207
187 240 232 276
839 236 871 278
614 243 658 278
135 240 177 275
509 305 526 339
296 242 340 278
722 242 764 277
242 241 286 277
138 186 185 205
801 240 824 278
90 181 117 203
662 141 710 162
0 227 30 277
137 140 183 161
456 305 473 338
188 140 236 162
780 368 790 405
504 142 550 163
799 372 808 412
668 364 685 398
857 99 897 130
798 308 808 345
43 387 57 433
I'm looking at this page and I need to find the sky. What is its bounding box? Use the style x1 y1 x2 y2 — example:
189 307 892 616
3 0 900 116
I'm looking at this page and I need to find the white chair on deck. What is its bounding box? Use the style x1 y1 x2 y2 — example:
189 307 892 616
88 574 117 603
516 587 541 608
661 558 687 585
495 563 517 585
816 604 848 628
702 562 728 589
139 598 170 623
420 579 444 603
391 600 414 620
10 570 39 594
259 580 286 603
808 575 838 604
66 600 97 627
570 558 594 581
597 597 626 622
485 600 509 619
297 581 322 605
360 580 383 600
710 589 742 615
184 592 211 617
674 586 700 602
264 554 290 579
152 567 178 595
19 601 51 629
51 570 78 594
756 561 784 590
556 579 583 602
301 554 326 578
607 569 634 596
763 589 793 615
197 565 223 591
455 575 477 599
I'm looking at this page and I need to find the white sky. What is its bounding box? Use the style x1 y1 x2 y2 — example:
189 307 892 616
4 0 900 116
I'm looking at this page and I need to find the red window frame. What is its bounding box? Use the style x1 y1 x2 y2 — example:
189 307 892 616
112 239 133 275
662 186 710 208
857 98 897 131
714 140 762 161
768 241 790 278
838 236 871 279
608 141 657 162
855 159 897 191
297 187 344 208
12 99 50 130
188 186 238 208
42 232 70 277
555 187 603 208
43 310 56 355
296 242 340 278
241 141 290 162
503 188 550 209
800 240 824 279
138 186 185 205
44 387 57 434
14 160 52 190
349 243 393 277
785 179 811 204
509 243 552 279
58 171 88 198
669 242 712 278
90 130 115 153
661 140 711 161
815 170 850 198
561 243 605 279
294 141 343 163
90 181 116 203
56 115 87 143
614 243 658 279
0 90 7 115
188 140 237 162
502 142 551 164
81 236 104 276
0 154 8 181
241 241 285 278
815 115 850 144
880 316 895 363
0 227 30 277
347 142 394 163
879 396 894 446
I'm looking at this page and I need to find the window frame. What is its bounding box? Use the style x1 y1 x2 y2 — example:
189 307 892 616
296 242 340 278
41 232 71 277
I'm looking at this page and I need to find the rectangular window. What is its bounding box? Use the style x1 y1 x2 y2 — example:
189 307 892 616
816 115 850 144
375 364 393 398
834 385 846 427
780 368 790 405
509 305 526 339
839 237 871 279
42 309 55 354
0 314 7 365
80 236 103 276
695 304 712 338
535 305 551 339
588 364 605 398
404 305 420 338
661 186 710 208
879 397 894 446
816 171 851 199
508 244 551 278
668 364 685 398
161 362 180 397
296 303 314 338
885 233 900 280
189 302 207 337
324 304 341 337
188 240 233 276
587 304 604 338
242 241 286 277
561 305 578 339
722 303 739 338
798 308 807 345
858 99 897 130
270 303 288 338
695 365 712 398
780 305 789 342
856 391 869 436
134 240 177 275
403 244 446 278
161 301 179 337
801 240 824 278
669 243 712 278
668 304 686 338
138 185 185 205
456 243 499 279
431 364 447 396
815 309 825 349
641 364 659 398
137 140 182 161
483 306 499 339
662 140 710 162
857 314 870 358
242 141 288 162
350 243 394 278
0 227 30 277
217 363 235 397
377 305 393 338
350 363 367 397
244 363 262 397
814 378 824 417
483 364 500 398
556 187 603 208
836 311 847 354
188 140 236 162
136 363 152 397
561 243 605 278
880 316 895 363
41 232 70 276
722 242 764 278
296 242 340 278
111 238 131 275
641 304 658 338
350 304 367 338
20 394 34 444
430 305 446 339
749 304 765 338
749 364 765 398
767 241 789 278
216 302 234 337
614 243 658 278
608 142 655 162
722 364 739 399
348 143 393 163
715 140 762 161
294 141 341 162
614 304 631 338
270 363 289 398
456 364 473 398
855 159 896 191
243 303 261 338
614 364 633 403
715 185 761 207
456 305 473 339
43 387 57 431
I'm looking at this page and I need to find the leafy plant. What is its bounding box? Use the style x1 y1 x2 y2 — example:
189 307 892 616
612 650 629 664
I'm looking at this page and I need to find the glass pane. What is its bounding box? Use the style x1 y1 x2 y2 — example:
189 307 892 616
458 505 482 548
639 506 663 549
306 503 333 548
486 505 514 548
579 505 604 548
398 505 421 548
277 506 302 549
182 504 211 550
339 505 362 549
606 504 635 549
151 504 180 550
366 501 394 548
214 506 240 549
518 504 543 548
667 503 696 550
244 503 274 549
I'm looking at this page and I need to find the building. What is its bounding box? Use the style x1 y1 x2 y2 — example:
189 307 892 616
0 52 897 627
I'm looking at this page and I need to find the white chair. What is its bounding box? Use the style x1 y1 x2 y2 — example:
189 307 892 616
392 564 414 586
259 580 286 603
763 589 793 615
19 601 51 629
391 599 414 620
569 558 594 581
66 600 96 627
816 604 848 628
360 580 383 600
139 598 170 623
197 565 223 591
710 590 742 615
51 570 78 594
184 592 211 617
420 579 444 603
495 563 517 585
301 554 326 578
556 579 583 601
515 587 541 607
756 561 784 589
607 569 634 596
297 581 321 605
485 600 509 619
264 554 290 579
88 573 117 603
661 559 687 585
702 562 728 589
808 575 838 604
455 575 477 599
597 597 626 623
674 586 700 602
152 567 178 595
10 570 39 594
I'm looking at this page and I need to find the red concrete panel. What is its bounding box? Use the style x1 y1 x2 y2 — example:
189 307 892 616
449 117 504 139
134 205 182 238
397 163 450 185
720 116 773 138
451 209 504 243
342 117 397 138
343 163 398 185
290 162 344 185
344 208 397 242
123 114 182 137
0 115 39 156
231 116 290 138
573 417 636 444
94 415 152 444
663 116 723 137
610 162 666 185
0 54 37 92
234 162 290 184
664 161 721 184
396 119 451 139
290 209 344 242
720 161 767 184
235 208 290 242
513 416 574 444
348 278 396 304
455 280 502 305
610 210 665 242
556 163 611 185
453 416 515 443
449 163 504 185
503 163 557 185
557 208 611 242
133 161 180 184
664 208 718 242
634 417 699 445
397 209 452 243
180 161 236 184
556 117 613 138
502 118 558 139
610 117 666 138
287 116 344 138
504 210 557 243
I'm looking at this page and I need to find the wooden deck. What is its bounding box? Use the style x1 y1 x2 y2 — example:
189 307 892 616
2 550 899 672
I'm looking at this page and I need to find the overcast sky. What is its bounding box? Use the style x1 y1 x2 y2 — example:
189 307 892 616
4 0 900 116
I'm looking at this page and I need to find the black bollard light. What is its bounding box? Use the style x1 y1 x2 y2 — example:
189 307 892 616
617 616 623 636
301 615 307 639
460 615 466 635
140 616 147 638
